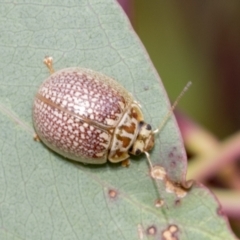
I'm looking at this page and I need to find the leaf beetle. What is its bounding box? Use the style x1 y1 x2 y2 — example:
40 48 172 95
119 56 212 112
33 57 190 166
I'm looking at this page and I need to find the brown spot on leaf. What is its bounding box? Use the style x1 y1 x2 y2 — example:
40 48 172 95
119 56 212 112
165 180 187 198
174 199 181 206
108 189 118 199
177 154 183 161
148 156 194 202
170 160 177 168
162 225 179 240
150 165 167 180
150 165 188 198
155 199 164 208
146 225 157 236
168 148 184 163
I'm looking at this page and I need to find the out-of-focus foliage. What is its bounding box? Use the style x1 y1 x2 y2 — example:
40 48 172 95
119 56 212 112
132 0 240 139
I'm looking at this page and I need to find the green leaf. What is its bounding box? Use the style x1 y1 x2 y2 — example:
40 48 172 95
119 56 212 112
0 0 235 239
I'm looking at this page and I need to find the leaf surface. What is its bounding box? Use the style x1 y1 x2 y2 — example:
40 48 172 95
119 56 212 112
0 0 236 239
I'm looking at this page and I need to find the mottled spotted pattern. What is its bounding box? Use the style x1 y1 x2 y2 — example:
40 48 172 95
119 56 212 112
109 104 144 162
37 68 132 128
33 67 135 164
33 98 111 163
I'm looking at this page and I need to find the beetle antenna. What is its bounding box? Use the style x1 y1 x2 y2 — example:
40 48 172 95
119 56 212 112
144 151 153 170
43 56 55 74
153 82 192 134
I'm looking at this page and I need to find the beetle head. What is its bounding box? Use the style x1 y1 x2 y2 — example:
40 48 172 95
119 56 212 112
129 122 155 156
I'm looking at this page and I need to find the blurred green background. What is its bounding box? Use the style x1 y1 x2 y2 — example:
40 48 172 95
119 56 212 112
119 0 240 139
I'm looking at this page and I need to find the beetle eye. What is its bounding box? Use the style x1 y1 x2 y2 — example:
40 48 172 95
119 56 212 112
135 149 142 155
138 121 145 129
146 124 152 130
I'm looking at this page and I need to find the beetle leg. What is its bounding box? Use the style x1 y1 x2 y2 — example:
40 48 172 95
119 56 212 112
121 159 130 167
33 133 40 142
43 56 55 74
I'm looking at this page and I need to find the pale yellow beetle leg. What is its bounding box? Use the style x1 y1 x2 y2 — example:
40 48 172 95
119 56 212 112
33 133 40 142
121 159 130 167
43 56 55 74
